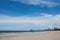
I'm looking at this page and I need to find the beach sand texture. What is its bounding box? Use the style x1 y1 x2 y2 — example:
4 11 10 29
0 31 60 40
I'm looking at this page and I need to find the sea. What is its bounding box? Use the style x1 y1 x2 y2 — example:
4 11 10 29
0 32 22 37
0 31 49 37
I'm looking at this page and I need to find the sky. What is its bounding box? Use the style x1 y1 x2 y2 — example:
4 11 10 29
0 0 60 31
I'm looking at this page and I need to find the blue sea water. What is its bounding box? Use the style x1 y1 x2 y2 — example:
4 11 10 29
0 32 21 37
0 31 49 37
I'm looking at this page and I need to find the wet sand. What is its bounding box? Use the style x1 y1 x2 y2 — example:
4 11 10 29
0 31 60 40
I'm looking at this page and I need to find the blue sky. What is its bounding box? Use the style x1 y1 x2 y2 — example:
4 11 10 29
0 0 60 30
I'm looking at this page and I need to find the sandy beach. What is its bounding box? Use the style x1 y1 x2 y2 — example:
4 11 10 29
0 31 60 40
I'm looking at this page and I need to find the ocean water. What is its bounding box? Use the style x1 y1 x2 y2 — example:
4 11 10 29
0 32 22 37
0 31 49 37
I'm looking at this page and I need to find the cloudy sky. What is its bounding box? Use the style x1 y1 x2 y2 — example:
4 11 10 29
0 0 60 30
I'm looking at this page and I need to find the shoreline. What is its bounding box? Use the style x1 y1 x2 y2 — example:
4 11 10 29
0 31 60 40
0 31 49 37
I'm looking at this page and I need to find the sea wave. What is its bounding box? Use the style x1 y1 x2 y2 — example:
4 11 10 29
0 32 21 37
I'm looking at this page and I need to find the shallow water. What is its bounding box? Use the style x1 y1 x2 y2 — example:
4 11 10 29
0 31 49 37
0 32 22 37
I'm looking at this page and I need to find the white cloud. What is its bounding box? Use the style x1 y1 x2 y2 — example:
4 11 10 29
12 0 60 7
0 14 60 29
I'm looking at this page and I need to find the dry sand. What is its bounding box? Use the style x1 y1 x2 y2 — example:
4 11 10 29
0 31 60 40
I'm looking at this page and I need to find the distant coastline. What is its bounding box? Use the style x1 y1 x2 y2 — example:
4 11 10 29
0 28 60 33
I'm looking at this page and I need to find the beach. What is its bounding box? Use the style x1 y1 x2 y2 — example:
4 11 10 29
0 31 60 40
